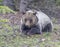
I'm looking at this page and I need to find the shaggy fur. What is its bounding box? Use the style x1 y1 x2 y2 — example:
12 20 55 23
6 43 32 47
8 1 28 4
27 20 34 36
20 10 53 35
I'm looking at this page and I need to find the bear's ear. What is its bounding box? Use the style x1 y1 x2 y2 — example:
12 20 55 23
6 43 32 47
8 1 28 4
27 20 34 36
33 12 37 15
22 9 28 15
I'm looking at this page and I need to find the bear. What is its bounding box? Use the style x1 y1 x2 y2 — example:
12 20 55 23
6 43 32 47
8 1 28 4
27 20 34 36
20 10 53 35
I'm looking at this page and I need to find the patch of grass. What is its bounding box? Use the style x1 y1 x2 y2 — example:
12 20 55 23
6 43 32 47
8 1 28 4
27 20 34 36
0 0 3 2
0 30 60 47
54 24 60 30
52 17 57 23
55 0 60 6
0 18 14 35
0 6 16 14
0 32 60 47
0 19 9 22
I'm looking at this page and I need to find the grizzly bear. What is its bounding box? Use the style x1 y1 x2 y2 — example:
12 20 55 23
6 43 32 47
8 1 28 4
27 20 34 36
20 10 53 35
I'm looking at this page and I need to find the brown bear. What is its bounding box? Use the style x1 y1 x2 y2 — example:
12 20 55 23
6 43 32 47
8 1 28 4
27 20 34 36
20 10 53 35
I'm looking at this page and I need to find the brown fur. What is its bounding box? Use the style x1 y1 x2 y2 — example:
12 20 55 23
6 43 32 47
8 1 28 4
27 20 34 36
21 12 38 28
20 10 53 35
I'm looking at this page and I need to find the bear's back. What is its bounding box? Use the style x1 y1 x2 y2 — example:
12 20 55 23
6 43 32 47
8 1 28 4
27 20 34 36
36 11 51 24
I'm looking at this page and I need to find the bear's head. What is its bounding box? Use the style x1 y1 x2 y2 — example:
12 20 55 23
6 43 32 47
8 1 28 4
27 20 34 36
21 10 38 28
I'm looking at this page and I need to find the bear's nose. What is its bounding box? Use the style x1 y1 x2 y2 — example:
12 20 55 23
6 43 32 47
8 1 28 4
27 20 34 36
25 21 31 27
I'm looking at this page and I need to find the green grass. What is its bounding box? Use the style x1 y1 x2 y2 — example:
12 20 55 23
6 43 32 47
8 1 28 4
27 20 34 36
0 18 60 47
0 6 16 14
55 0 60 5
0 32 60 47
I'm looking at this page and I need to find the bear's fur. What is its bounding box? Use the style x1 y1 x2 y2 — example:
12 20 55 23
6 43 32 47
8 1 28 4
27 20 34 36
20 10 53 35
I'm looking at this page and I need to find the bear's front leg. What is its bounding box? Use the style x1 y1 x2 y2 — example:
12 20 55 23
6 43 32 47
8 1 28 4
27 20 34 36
27 27 41 35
